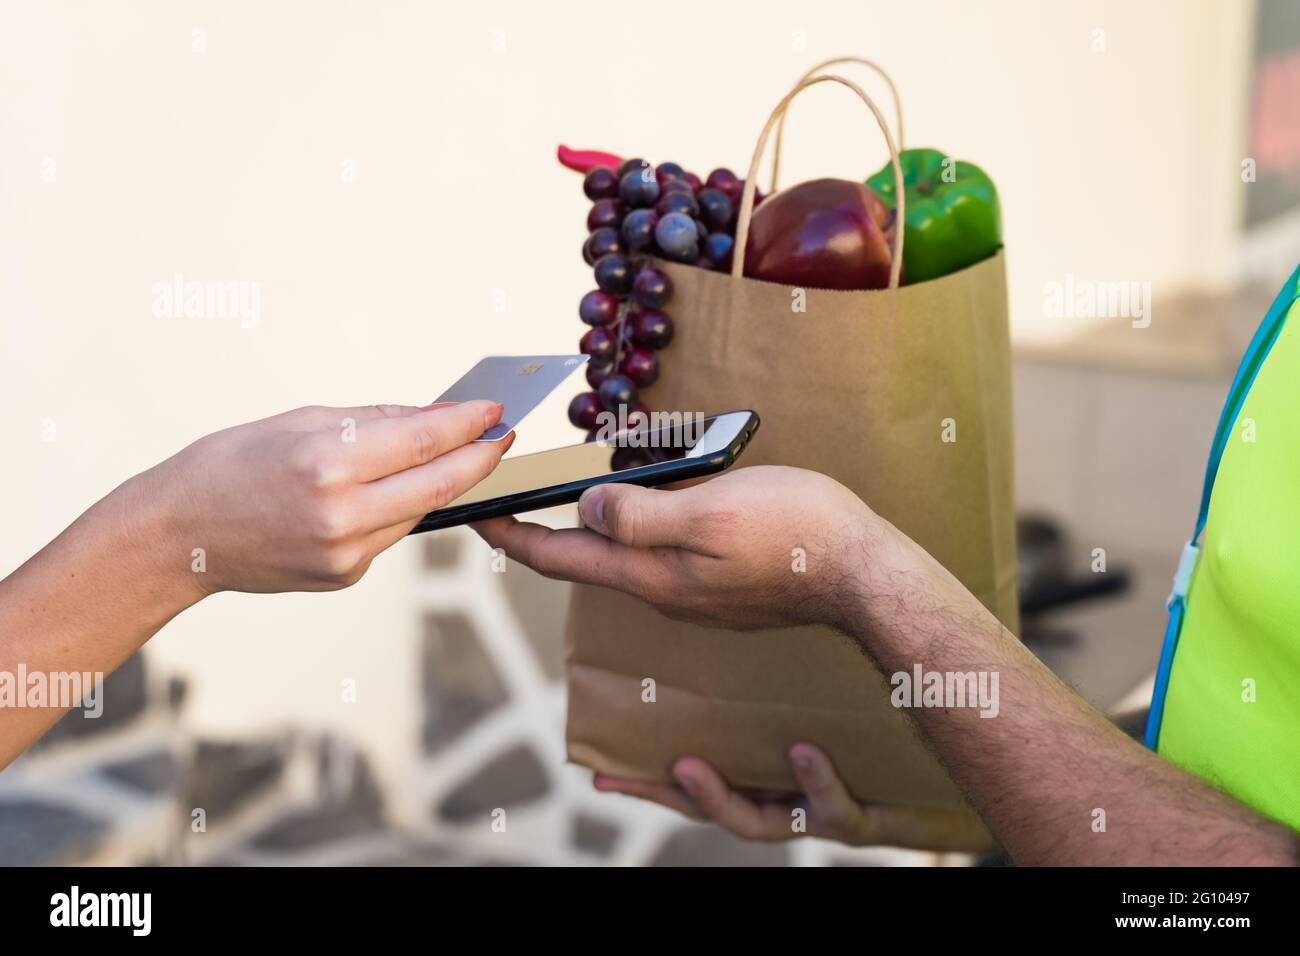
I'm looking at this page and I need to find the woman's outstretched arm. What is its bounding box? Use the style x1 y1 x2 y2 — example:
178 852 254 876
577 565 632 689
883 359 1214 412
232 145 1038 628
0 401 508 768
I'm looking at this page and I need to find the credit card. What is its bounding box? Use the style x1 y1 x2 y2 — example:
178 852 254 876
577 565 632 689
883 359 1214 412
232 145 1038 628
432 355 589 441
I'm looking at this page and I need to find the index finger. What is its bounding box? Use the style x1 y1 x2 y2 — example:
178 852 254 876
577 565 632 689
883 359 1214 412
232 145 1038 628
669 757 798 841
345 400 503 482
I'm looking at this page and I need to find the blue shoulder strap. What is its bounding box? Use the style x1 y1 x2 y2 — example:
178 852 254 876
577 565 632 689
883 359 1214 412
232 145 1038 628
1144 264 1300 749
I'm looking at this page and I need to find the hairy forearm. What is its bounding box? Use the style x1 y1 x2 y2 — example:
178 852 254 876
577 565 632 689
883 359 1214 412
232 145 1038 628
841 517 1300 866
0 468 202 768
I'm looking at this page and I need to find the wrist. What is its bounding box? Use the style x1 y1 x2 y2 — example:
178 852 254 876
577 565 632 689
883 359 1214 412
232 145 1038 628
107 465 210 619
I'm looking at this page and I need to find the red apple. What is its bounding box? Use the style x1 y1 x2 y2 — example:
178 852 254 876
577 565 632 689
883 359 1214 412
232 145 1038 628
742 178 897 290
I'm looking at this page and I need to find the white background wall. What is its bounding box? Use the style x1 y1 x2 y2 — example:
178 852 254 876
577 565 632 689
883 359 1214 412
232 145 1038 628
0 0 1257 787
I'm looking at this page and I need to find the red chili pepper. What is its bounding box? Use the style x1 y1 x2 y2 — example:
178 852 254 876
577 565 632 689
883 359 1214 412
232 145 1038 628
557 144 624 175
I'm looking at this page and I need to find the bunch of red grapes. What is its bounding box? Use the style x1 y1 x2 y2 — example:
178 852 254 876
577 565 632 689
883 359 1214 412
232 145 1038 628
567 157 754 437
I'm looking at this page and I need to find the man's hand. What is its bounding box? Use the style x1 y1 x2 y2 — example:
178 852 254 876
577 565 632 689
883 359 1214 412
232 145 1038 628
476 464 985 640
595 743 994 852
474 465 910 631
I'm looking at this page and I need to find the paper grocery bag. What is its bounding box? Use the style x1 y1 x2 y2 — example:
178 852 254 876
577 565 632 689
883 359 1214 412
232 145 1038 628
565 73 1018 811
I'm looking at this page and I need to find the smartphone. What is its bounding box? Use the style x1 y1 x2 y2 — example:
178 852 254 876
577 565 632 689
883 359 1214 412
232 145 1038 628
408 410 759 533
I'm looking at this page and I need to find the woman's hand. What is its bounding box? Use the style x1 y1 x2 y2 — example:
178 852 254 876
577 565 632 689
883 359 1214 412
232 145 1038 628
595 744 995 852
0 400 510 768
138 400 510 596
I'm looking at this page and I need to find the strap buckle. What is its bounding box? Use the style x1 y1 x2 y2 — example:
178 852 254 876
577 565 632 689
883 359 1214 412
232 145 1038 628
1166 541 1200 609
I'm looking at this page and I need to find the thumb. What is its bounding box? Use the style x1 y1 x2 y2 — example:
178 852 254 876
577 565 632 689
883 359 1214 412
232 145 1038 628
788 744 867 837
577 483 692 548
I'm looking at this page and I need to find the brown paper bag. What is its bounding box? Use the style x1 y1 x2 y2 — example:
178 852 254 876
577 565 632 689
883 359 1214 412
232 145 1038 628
564 73 1018 811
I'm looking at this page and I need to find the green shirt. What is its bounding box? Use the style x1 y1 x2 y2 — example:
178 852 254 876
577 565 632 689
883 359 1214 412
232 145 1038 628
1158 298 1300 830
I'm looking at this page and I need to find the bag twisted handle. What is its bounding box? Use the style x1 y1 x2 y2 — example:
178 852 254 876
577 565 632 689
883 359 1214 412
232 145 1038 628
731 74 905 291
770 57 904 194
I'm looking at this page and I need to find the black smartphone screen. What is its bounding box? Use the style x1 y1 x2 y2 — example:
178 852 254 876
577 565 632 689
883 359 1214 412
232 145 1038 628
443 412 744 509
410 410 756 532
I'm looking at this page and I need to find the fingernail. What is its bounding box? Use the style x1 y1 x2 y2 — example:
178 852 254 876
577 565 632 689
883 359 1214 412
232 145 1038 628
790 745 815 774
488 402 504 424
674 771 697 796
579 487 608 534
501 431 516 453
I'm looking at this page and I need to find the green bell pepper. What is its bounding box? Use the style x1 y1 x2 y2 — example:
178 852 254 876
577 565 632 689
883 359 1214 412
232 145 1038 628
866 147 1001 284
